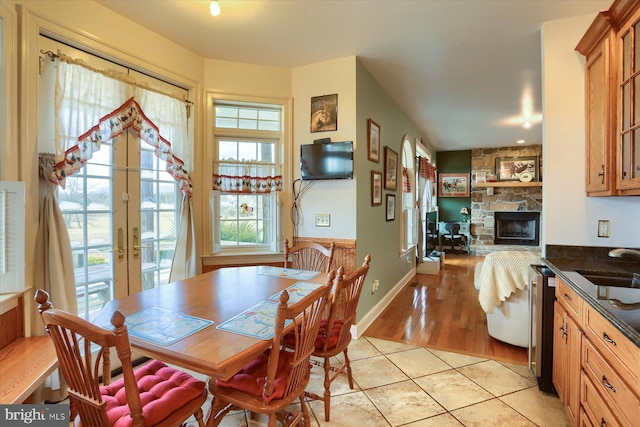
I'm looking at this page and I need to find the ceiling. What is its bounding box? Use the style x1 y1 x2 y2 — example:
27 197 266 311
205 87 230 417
95 0 611 152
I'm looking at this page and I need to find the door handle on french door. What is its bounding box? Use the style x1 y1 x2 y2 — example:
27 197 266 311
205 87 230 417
132 227 141 259
132 227 152 259
112 228 125 261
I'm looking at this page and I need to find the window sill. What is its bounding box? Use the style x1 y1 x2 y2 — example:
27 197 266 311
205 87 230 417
0 290 24 316
202 251 283 267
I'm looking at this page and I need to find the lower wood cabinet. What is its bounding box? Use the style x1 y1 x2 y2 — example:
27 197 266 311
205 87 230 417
553 277 640 427
553 300 582 426
581 372 623 427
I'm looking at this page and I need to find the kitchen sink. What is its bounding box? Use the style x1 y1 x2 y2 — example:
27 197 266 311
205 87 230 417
575 270 640 288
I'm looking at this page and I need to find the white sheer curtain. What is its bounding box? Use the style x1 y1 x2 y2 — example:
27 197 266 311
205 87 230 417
37 55 125 317
137 88 196 281
417 172 427 261
52 54 131 178
417 157 437 260
50 54 195 280
34 52 121 401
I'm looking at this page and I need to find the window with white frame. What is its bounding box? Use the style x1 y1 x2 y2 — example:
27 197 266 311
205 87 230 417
211 101 284 253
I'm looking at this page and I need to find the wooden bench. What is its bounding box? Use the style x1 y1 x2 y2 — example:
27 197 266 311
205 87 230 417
0 336 58 404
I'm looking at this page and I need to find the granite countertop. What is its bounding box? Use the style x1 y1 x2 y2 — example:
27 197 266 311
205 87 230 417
542 248 640 348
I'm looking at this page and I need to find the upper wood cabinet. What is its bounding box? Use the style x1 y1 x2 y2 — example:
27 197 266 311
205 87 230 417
577 0 640 196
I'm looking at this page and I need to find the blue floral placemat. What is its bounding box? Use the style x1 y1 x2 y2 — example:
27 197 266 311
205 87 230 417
258 266 320 281
120 307 213 346
216 300 292 340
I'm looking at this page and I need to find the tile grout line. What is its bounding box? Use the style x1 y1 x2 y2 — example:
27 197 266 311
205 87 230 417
363 336 548 427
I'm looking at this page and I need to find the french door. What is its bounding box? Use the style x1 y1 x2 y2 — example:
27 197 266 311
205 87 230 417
39 37 181 320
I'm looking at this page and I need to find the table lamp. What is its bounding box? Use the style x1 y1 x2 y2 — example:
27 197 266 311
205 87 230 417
460 207 469 222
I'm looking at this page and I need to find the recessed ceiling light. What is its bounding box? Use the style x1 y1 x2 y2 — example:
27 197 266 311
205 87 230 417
517 139 526 144
210 1 221 16
523 120 531 129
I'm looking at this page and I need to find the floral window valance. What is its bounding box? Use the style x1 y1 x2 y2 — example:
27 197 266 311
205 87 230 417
50 97 192 196
418 156 437 181
213 161 282 194
402 167 411 193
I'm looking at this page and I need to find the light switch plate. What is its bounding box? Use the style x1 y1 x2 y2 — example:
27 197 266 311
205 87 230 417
597 220 610 238
315 214 330 227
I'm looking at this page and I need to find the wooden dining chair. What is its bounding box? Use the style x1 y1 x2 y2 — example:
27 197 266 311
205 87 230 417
206 279 332 427
34 289 207 427
307 255 371 422
284 238 335 273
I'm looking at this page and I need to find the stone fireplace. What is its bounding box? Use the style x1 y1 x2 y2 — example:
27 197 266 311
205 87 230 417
470 145 543 255
494 211 540 246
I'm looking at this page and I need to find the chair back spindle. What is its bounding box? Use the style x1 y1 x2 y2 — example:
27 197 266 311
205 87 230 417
284 238 335 273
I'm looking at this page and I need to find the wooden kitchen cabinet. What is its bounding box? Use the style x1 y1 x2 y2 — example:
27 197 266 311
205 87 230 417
616 6 640 192
581 305 640 426
553 276 640 426
577 0 640 196
580 27 616 195
553 299 582 426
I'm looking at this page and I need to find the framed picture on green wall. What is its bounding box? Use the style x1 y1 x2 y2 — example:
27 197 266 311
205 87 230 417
384 147 398 190
386 194 396 221
439 173 469 197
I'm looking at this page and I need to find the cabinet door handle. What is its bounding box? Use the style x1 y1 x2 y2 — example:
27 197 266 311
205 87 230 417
563 293 572 301
600 418 607 427
601 375 616 393
598 164 605 184
602 333 617 346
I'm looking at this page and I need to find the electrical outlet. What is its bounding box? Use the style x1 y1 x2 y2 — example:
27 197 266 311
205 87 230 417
598 220 610 238
371 280 379 294
315 214 330 227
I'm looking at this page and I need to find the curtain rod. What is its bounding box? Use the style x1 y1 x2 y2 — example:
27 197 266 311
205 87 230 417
39 50 194 107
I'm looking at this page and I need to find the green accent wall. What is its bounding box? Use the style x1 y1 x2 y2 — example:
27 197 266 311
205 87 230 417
437 150 471 222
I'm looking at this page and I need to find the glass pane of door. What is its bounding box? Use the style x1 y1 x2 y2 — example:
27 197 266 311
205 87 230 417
60 147 116 320
139 140 178 291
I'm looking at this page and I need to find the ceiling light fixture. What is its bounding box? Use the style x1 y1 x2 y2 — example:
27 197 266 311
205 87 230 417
523 120 531 129
210 1 221 16
517 139 526 144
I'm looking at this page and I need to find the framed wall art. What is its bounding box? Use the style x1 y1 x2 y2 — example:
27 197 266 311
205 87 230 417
496 156 539 182
371 171 382 206
310 94 338 133
384 147 398 190
386 194 396 221
439 173 470 197
367 119 380 162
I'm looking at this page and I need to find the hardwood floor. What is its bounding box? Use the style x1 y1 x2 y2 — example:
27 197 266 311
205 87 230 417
364 253 528 365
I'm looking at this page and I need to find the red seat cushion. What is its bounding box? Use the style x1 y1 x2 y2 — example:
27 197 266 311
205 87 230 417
99 359 205 427
315 319 344 350
215 349 295 404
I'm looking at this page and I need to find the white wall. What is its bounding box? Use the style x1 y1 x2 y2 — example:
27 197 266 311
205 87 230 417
542 15 640 249
291 57 357 239
204 59 291 98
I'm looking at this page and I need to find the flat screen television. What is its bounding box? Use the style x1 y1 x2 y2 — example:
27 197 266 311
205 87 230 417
300 141 353 180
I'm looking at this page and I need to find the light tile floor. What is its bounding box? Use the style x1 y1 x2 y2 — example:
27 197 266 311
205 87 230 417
186 336 569 427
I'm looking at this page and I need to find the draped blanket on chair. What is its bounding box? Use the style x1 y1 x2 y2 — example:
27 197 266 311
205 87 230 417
476 251 541 313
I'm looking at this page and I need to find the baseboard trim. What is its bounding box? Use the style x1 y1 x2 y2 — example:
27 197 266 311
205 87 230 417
351 267 416 339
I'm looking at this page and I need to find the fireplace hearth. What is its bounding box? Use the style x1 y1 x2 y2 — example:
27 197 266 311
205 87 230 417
494 211 540 246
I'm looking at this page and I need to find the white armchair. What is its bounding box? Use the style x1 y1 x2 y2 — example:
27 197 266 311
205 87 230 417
474 251 541 347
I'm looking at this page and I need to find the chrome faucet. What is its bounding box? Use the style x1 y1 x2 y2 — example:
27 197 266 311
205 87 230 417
608 248 640 260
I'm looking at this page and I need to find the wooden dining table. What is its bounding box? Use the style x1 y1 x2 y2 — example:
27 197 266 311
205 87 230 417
93 266 329 381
